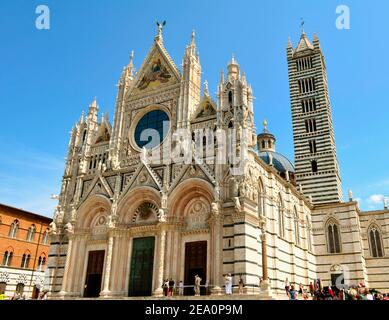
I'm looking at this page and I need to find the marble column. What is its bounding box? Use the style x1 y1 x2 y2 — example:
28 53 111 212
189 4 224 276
153 225 167 296
58 232 74 298
210 216 223 295
100 234 114 297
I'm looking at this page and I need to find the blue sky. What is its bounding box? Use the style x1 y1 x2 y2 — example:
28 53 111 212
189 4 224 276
0 0 388 217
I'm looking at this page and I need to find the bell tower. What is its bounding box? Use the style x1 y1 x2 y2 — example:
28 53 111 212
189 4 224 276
287 30 343 204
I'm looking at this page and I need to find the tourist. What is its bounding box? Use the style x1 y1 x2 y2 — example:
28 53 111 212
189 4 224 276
283 278 290 297
168 278 174 296
365 288 374 300
163 279 169 296
298 283 304 295
289 285 298 300
178 280 184 296
238 276 244 295
309 281 314 296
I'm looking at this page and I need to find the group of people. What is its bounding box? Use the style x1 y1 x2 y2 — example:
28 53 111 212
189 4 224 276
0 290 48 300
284 277 389 300
162 279 184 296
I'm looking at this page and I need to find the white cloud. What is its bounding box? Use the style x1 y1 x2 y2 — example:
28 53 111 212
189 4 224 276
367 194 387 204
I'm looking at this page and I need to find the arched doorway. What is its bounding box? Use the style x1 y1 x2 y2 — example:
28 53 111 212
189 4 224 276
184 241 207 295
84 250 105 297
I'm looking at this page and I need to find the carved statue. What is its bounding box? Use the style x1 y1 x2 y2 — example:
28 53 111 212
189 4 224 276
156 20 166 37
49 221 57 235
160 185 168 209
64 222 74 234
233 197 241 212
158 208 167 222
211 202 219 216
106 214 116 229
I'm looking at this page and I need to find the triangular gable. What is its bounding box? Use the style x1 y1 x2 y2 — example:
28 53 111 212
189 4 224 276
192 95 217 121
295 33 314 53
169 162 215 193
118 162 161 202
128 40 181 96
81 175 113 202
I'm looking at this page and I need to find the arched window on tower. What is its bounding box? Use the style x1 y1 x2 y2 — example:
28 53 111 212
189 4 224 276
8 220 19 238
311 160 318 173
369 225 384 257
326 220 341 253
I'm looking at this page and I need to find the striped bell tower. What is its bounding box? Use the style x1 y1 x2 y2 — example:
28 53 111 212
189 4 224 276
287 29 343 204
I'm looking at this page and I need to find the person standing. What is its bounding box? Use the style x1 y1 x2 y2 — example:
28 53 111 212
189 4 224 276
194 274 202 296
178 280 184 296
289 285 298 300
284 278 290 297
226 273 232 295
163 279 169 296
238 276 244 295
168 278 174 297
298 283 304 295
309 281 314 296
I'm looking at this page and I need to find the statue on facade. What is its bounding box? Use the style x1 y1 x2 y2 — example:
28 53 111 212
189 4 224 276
233 197 242 213
49 221 57 235
211 202 219 216
64 222 74 234
158 208 167 223
106 214 116 229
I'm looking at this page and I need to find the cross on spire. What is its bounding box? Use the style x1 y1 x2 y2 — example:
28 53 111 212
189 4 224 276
300 18 305 34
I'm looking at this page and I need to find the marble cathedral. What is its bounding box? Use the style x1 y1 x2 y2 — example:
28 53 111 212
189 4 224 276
45 25 389 298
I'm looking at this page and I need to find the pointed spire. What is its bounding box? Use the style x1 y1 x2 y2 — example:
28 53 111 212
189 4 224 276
263 119 267 130
191 29 196 47
220 70 225 84
203 80 209 96
88 97 98 119
126 50 135 80
227 53 240 80
79 111 84 124
287 37 292 48
185 29 198 57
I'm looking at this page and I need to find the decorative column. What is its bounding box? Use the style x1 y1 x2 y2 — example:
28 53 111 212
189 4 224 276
100 234 114 297
153 223 167 297
58 222 75 298
210 202 223 295
259 216 272 298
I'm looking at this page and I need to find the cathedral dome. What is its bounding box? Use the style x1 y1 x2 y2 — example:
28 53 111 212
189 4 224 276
257 150 295 174
256 120 296 185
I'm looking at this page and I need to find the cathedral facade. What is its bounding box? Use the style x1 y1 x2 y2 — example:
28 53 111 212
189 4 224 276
45 26 389 298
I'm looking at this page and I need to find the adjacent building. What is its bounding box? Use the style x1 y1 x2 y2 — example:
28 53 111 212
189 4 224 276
0 203 51 298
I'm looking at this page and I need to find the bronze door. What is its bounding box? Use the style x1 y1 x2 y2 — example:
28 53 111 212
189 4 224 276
128 237 155 296
184 241 207 295
84 250 105 297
